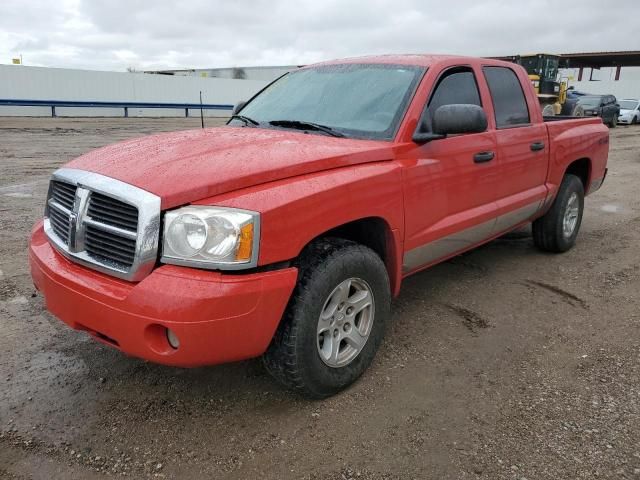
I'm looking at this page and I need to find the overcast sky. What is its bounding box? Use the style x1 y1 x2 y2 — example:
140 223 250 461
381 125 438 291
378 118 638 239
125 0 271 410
1 0 638 71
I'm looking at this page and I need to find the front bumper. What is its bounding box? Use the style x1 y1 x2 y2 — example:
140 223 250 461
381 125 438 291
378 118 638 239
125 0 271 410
29 222 298 367
618 117 633 124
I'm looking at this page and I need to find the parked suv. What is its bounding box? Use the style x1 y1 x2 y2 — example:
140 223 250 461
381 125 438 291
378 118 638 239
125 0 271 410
617 99 640 125
578 94 620 127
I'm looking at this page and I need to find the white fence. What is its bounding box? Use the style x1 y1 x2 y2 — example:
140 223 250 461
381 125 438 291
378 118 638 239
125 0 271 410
0 65 269 117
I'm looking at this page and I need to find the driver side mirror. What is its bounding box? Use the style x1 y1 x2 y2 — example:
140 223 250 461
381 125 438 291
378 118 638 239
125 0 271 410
413 104 488 144
231 100 247 115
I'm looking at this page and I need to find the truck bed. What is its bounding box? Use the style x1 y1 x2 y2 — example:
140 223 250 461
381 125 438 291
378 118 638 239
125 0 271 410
543 116 609 194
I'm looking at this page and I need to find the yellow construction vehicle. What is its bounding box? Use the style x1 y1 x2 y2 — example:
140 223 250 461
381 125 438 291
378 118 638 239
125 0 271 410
506 53 583 117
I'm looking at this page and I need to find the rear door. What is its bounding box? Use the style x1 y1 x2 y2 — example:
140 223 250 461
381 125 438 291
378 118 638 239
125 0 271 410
482 66 548 233
401 65 501 274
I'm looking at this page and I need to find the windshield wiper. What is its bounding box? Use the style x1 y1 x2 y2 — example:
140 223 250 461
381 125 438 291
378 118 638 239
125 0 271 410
230 114 259 126
268 120 345 138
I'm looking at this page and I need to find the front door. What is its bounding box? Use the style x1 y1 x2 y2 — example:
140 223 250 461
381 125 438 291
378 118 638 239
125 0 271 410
400 65 501 274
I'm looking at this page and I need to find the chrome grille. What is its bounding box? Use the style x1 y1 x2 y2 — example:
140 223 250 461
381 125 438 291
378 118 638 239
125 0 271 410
84 193 139 267
85 225 137 266
43 168 161 281
87 192 139 231
51 181 77 210
48 181 77 244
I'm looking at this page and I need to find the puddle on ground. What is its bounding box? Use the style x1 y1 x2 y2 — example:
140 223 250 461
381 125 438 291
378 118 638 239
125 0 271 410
3 192 33 198
0 295 29 305
601 204 622 213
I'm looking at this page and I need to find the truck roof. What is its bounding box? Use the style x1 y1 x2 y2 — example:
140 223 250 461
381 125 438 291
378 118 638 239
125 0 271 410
307 54 515 69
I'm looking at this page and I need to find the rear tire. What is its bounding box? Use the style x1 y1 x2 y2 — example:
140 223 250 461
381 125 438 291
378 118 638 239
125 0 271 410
570 104 584 117
610 115 617 128
263 238 391 399
532 174 584 253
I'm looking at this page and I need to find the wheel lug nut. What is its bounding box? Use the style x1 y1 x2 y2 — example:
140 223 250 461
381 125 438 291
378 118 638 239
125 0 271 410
338 303 345 310
346 307 354 315
343 323 351 332
333 329 339 337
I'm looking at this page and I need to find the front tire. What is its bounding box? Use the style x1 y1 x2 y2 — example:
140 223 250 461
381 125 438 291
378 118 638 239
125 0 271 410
532 174 584 253
610 115 617 128
263 238 391 398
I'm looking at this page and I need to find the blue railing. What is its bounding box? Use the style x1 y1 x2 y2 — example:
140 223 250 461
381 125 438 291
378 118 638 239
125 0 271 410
0 99 234 117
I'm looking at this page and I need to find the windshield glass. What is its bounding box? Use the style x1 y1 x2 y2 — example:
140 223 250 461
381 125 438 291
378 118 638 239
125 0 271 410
519 57 540 76
234 63 424 140
541 57 559 80
619 100 638 110
578 96 602 108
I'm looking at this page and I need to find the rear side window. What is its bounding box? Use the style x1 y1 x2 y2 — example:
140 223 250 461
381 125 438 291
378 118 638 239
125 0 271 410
483 66 530 127
423 68 481 130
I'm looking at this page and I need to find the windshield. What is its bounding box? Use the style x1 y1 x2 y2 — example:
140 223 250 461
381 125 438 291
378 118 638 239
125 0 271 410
233 63 424 140
519 55 559 80
619 100 638 110
541 57 559 80
520 57 540 76
578 96 602 108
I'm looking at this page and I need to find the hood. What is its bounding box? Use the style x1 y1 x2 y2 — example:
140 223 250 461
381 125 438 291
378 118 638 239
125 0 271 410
67 126 394 208
619 109 632 115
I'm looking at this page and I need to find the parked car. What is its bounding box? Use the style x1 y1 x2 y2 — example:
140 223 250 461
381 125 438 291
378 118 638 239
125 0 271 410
578 94 620 127
617 99 640 125
566 88 589 99
29 55 609 398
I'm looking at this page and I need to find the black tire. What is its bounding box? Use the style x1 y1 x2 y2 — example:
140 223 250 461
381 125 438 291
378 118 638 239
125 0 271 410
570 103 584 117
610 115 617 128
632 115 638 125
532 174 584 253
263 238 391 399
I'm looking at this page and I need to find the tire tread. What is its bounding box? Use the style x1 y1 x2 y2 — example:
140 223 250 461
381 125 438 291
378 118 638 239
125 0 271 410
263 238 386 398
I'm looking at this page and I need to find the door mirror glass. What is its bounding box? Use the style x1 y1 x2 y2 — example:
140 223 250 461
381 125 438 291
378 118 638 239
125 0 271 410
232 101 247 115
432 104 488 135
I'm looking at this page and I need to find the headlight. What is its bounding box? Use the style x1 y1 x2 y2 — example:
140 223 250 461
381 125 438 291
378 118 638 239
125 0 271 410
161 206 259 270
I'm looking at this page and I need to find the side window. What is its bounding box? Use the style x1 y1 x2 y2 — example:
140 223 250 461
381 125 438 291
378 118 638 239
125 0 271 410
483 66 530 127
422 68 481 131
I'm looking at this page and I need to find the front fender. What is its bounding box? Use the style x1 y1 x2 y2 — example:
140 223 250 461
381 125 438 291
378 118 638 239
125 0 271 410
193 161 404 279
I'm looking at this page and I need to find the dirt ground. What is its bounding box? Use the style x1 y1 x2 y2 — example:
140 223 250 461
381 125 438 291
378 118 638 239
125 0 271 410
1 117 639 480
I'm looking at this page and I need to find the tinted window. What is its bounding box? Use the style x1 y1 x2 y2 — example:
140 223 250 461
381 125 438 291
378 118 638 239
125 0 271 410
424 69 481 129
483 66 530 127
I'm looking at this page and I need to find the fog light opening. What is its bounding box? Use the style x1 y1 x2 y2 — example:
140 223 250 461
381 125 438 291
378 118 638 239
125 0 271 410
166 328 180 350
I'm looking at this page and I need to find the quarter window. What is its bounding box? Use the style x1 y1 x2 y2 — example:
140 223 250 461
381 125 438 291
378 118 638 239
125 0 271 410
483 66 530 128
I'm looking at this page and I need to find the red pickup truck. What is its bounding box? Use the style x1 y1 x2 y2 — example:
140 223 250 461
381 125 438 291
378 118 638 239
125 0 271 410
29 55 609 398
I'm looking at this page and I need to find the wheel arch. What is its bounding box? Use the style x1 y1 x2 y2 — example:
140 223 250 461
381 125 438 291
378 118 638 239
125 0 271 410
564 157 591 191
300 216 403 297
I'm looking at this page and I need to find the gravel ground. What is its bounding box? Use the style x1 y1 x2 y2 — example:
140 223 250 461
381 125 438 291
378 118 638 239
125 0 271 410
1 118 639 480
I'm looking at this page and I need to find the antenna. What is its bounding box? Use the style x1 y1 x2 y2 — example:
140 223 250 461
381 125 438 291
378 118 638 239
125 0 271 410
199 91 205 129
